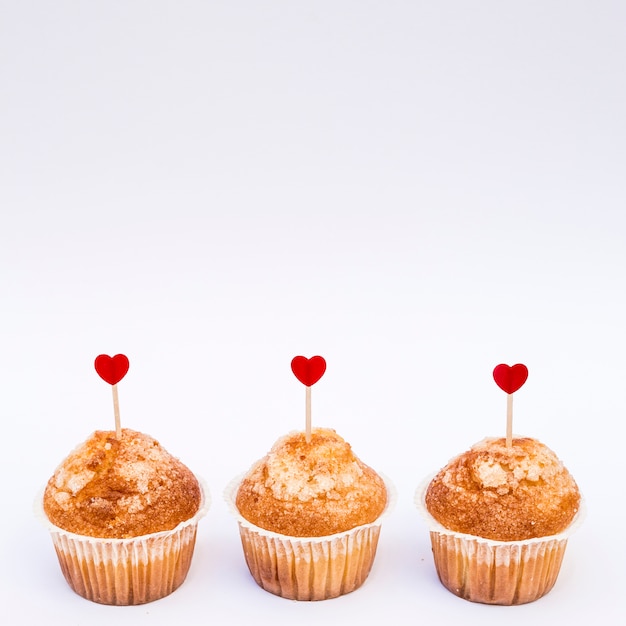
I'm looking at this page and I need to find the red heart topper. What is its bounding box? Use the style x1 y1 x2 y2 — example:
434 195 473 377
291 355 326 387
493 363 528 394
95 354 130 385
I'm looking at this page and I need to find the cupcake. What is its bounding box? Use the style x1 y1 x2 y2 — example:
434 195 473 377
227 427 392 600
39 428 209 605
416 436 583 605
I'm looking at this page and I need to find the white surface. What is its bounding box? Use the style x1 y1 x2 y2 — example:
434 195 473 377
1 1 624 623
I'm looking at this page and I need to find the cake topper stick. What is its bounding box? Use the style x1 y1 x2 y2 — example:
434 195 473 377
505 393 514 448
94 354 130 438
112 384 122 436
291 355 326 443
305 386 312 439
492 363 528 448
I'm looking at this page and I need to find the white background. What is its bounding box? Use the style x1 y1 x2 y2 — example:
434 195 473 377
1 1 624 623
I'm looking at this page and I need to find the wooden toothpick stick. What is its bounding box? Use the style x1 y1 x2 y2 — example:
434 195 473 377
112 383 122 438
506 393 513 448
305 386 312 443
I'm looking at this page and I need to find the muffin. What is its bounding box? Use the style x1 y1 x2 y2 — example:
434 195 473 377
416 436 583 605
39 428 209 605
227 427 392 600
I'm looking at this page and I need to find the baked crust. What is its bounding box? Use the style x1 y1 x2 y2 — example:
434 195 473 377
425 437 580 541
43 429 201 538
236 428 387 537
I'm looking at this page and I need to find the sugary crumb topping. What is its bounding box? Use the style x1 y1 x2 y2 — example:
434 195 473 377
236 428 387 537
258 430 366 500
425 437 581 541
43 429 201 538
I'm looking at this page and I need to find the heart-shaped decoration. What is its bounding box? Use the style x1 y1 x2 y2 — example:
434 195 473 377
493 363 528 394
291 355 326 387
95 354 130 385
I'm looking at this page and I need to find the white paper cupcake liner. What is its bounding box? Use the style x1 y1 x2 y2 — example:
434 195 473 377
414 476 584 605
36 477 210 605
225 474 395 601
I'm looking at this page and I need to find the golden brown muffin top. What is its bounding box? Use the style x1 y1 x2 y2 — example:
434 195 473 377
236 428 387 537
43 428 201 538
425 437 581 541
